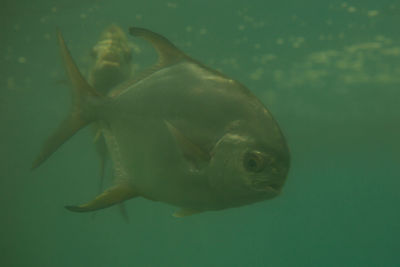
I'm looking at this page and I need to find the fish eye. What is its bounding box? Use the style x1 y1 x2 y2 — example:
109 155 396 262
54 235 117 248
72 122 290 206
243 151 265 173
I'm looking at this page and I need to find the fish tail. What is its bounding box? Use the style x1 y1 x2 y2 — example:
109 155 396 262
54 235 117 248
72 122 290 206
32 29 104 170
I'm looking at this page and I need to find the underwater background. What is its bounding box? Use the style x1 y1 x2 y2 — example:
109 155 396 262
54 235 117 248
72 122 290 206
1 0 399 266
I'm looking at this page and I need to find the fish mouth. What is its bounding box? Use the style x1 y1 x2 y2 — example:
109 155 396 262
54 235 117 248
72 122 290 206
93 43 128 66
95 60 121 69
101 52 123 63
249 179 281 195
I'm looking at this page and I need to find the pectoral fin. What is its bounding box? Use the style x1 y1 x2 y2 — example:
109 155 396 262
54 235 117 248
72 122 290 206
164 120 210 168
65 184 137 212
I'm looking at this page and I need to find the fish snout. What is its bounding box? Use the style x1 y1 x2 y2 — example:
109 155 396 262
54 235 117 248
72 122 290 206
248 176 282 196
247 162 286 195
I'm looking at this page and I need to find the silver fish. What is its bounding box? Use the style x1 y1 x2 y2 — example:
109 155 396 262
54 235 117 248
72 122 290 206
33 27 290 217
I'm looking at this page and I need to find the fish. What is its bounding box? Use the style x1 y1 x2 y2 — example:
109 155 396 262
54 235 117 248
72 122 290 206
88 24 134 190
88 24 133 94
32 27 290 217
88 24 135 220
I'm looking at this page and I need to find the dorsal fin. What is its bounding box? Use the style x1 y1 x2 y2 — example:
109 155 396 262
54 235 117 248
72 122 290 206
129 27 188 68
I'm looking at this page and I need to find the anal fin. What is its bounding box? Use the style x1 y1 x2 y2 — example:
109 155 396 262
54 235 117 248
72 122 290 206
66 184 137 212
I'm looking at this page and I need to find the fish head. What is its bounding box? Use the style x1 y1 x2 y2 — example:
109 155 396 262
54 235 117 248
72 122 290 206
89 25 133 93
208 117 290 206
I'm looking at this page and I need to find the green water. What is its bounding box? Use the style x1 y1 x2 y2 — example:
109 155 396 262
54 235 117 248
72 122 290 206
1 0 399 266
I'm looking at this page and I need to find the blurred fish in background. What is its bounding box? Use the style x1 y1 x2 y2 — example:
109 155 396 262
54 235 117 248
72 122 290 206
86 24 138 199
88 24 135 94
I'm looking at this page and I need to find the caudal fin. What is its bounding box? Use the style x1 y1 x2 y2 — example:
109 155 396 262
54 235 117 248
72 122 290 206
32 29 103 169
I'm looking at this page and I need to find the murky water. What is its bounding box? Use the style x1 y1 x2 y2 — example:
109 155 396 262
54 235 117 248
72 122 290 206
1 0 399 266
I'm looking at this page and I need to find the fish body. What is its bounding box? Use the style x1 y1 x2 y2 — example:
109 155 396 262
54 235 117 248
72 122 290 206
33 27 290 216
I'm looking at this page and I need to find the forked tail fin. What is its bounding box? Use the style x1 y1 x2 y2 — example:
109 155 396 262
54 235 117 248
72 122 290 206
32 29 103 169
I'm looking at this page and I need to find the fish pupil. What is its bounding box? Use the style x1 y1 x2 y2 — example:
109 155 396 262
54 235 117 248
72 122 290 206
243 152 264 173
248 159 257 169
